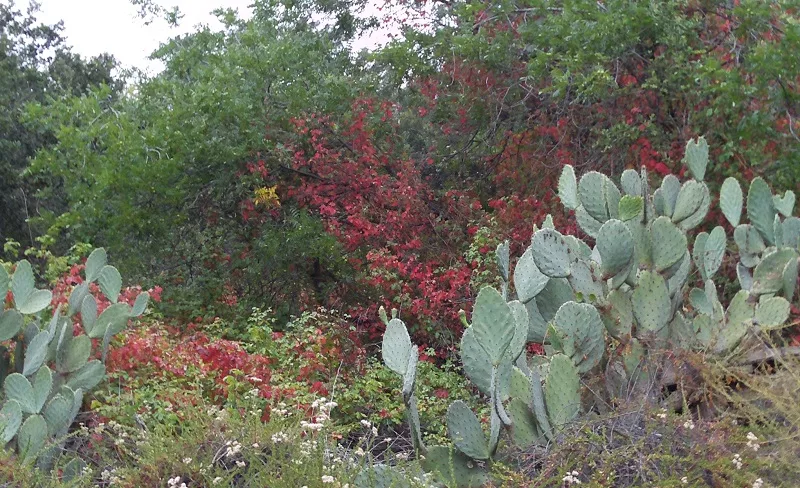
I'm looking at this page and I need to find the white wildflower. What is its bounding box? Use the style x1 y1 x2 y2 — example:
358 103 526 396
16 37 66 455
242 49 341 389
183 457 192 465
321 475 335 483
733 453 743 470
746 432 760 452
752 478 764 488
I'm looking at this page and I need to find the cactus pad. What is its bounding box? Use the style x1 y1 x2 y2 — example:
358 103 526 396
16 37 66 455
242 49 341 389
720 177 743 227
447 400 489 460
747 177 777 245
632 271 671 333
651 216 687 272
558 165 579 210
683 136 708 181
597 219 634 277
755 297 791 329
382 318 414 376
550 302 605 373
544 354 580 430
514 248 549 303
471 287 516 365
531 229 572 278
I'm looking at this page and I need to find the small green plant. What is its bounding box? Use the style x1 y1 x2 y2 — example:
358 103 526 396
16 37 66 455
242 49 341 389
0 248 148 472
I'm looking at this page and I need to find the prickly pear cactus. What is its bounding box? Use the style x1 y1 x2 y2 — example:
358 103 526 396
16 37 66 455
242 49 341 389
377 135 799 487
0 248 148 467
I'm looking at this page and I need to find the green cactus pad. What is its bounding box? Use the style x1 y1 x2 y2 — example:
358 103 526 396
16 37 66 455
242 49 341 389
651 216 687 272
514 248 549 303
602 289 633 339
62 458 89 483
578 171 612 222
402 348 418 401
631 271 671 333
5 373 37 414
720 177 743 227
354 465 412 488
676 182 710 231
597 219 634 277
572 261 604 301
421 445 489 488
692 232 709 280
783 217 800 249
55 335 91 375
672 180 705 223
605 179 622 220
626 219 653 267
529 368 553 441
558 165 579 210
382 318 414 376
88 303 130 340
531 229 572 278
471 287 516 365
752 249 798 295
668 312 696 350
618 195 644 221
737 262 753 291
497 241 510 284
0 266 7 294
524 299 548 343
683 136 708 181
0 400 23 443
536 278 575 322
66 360 106 391
575 205 603 238
23 330 50 377
84 248 107 283
659 175 681 218
508 367 539 447
773 190 795 217
689 287 713 316
747 177 777 245
0 309 23 342
447 400 489 460
703 226 726 279
550 302 605 373
755 297 791 330
666 251 691 297
507 301 530 362
10 261 53 315
67 283 89 317
43 394 73 437
18 414 47 462
620 169 642 196
460 328 511 399
714 290 754 352
544 354 580 430
734 224 766 255
782 258 798 302
97 265 122 304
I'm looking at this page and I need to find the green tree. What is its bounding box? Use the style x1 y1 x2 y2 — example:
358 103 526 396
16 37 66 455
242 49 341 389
0 1 119 248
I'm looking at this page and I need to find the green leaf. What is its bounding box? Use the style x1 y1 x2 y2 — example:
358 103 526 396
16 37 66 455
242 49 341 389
97 266 122 303
720 177 743 227
84 248 107 282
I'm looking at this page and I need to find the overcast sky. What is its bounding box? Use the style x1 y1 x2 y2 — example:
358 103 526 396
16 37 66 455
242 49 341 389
34 0 393 74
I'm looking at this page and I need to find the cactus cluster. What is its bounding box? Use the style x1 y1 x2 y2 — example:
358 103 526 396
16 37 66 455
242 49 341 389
0 249 148 470
371 136 798 487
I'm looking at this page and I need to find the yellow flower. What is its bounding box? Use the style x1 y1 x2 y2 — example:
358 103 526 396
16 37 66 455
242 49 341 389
254 186 280 208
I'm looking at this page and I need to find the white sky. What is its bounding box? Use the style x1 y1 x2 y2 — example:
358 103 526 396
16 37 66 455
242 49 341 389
35 0 396 75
